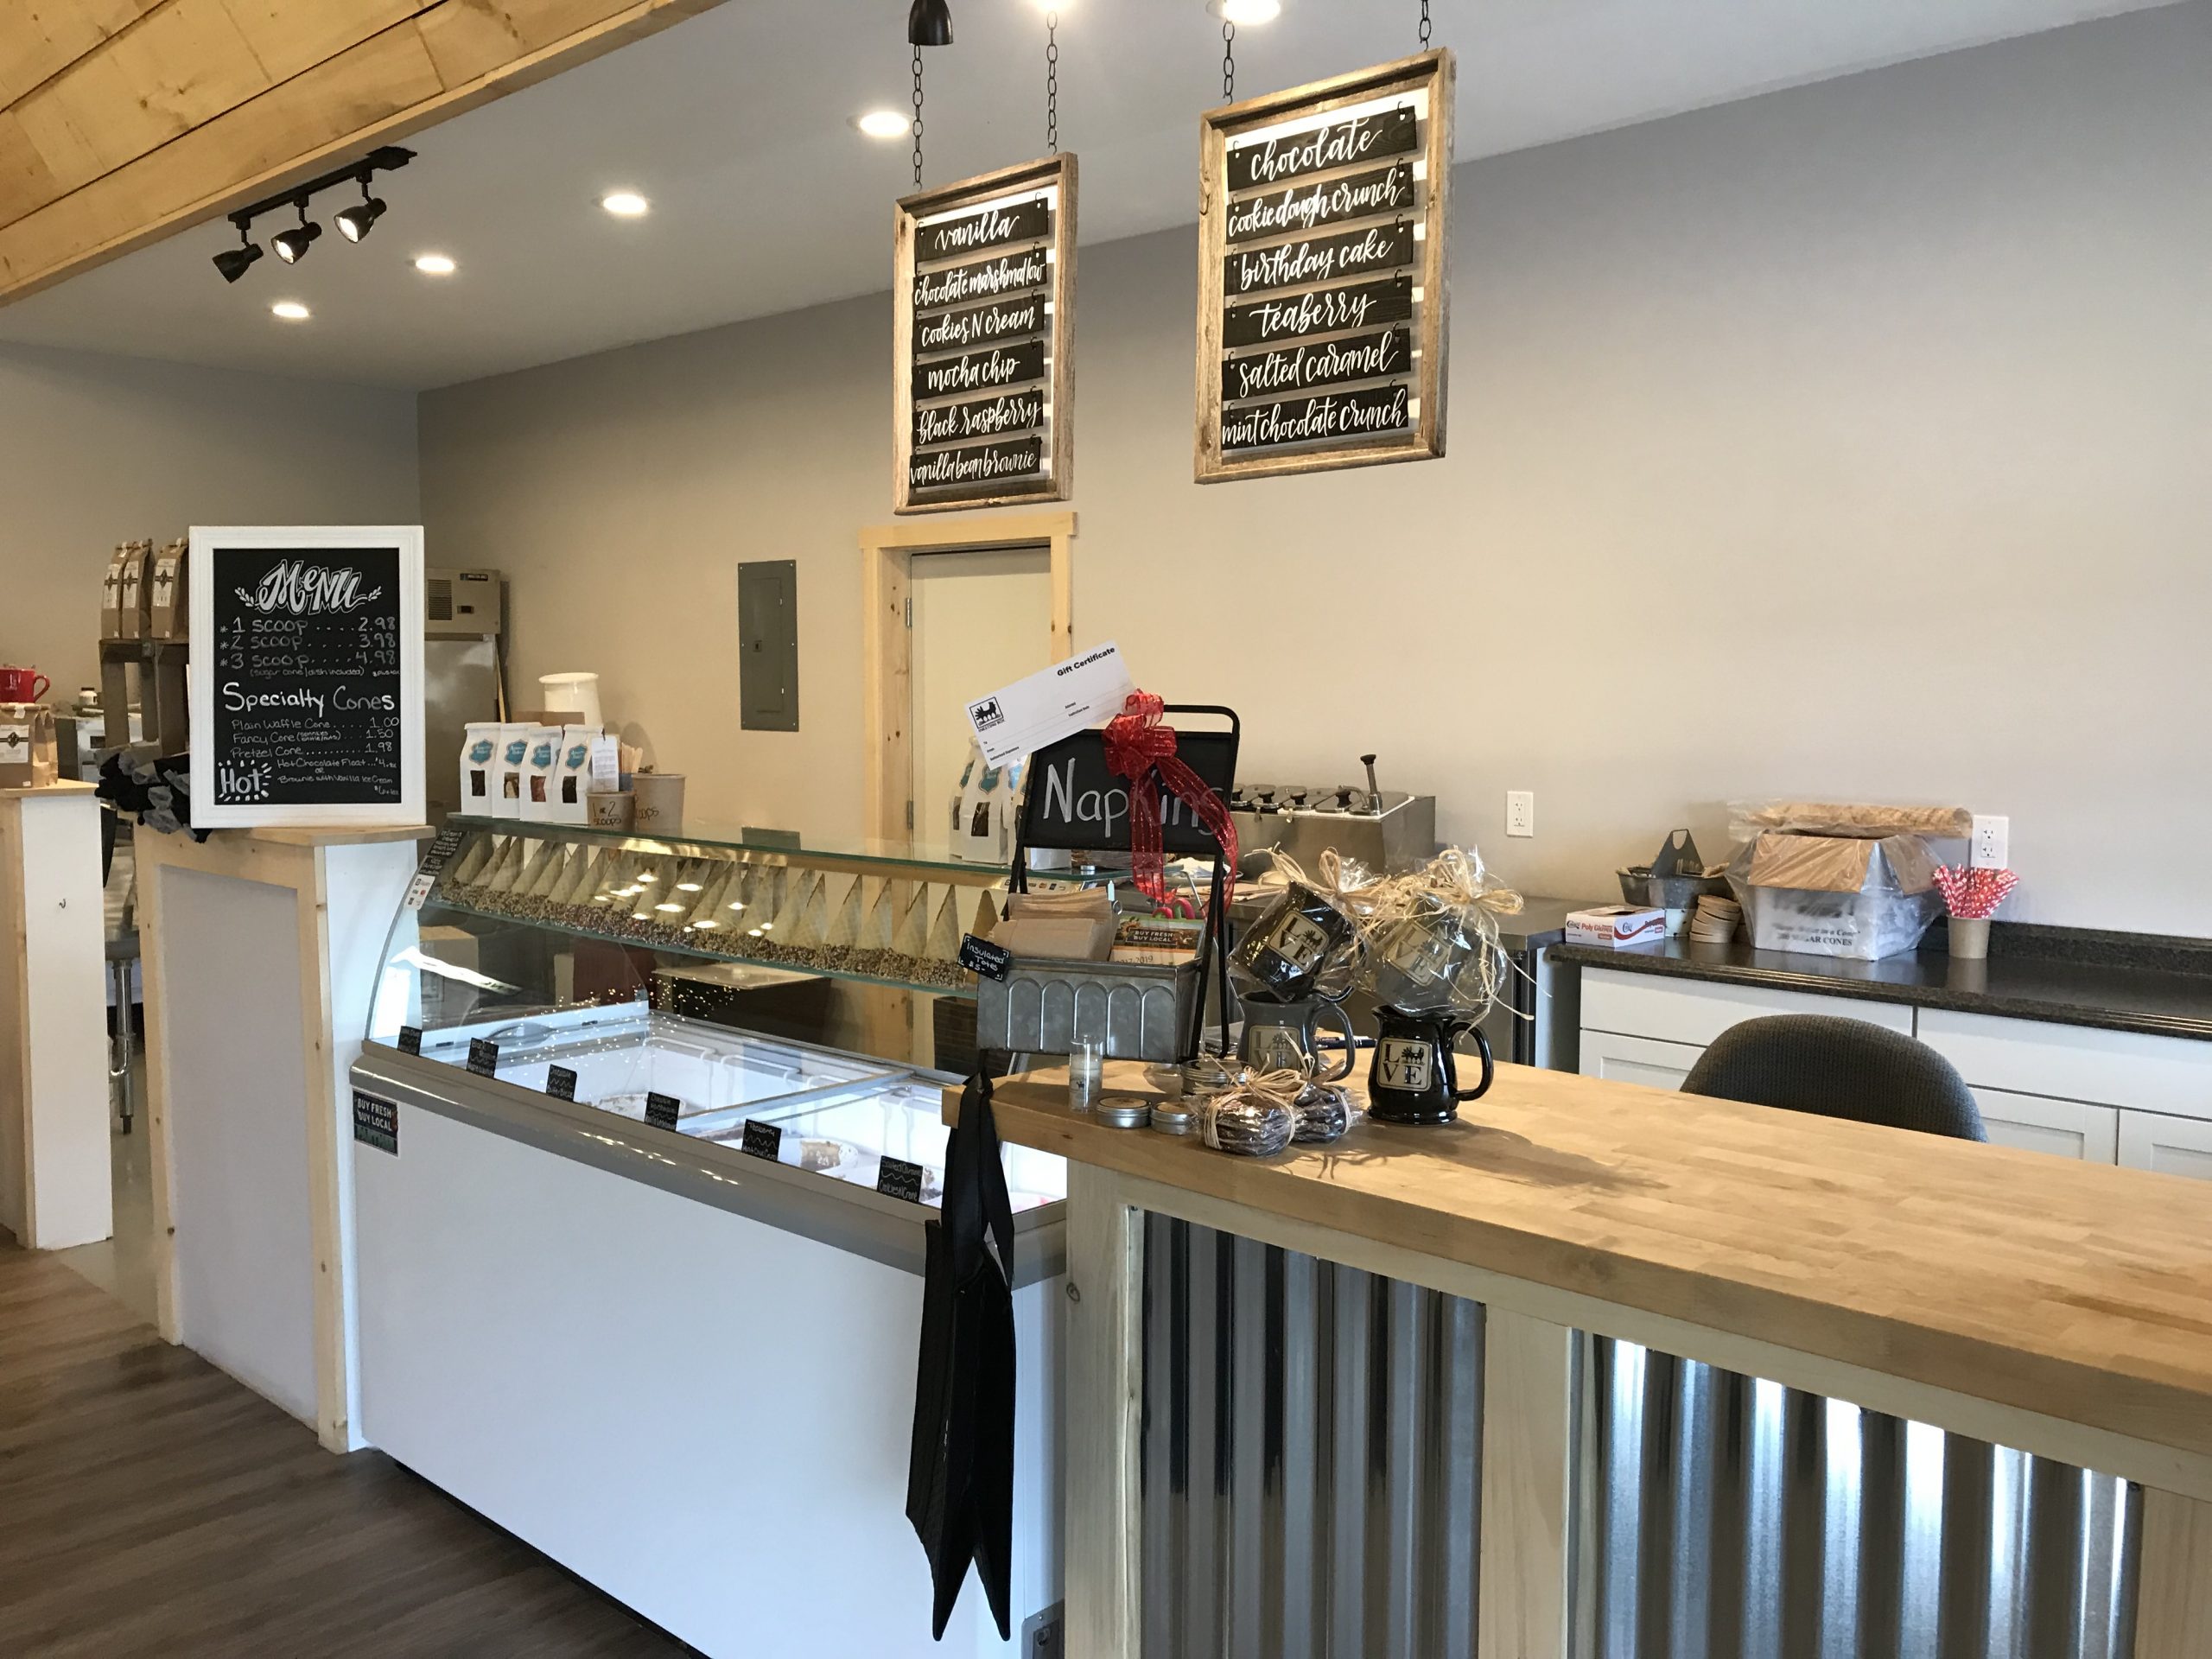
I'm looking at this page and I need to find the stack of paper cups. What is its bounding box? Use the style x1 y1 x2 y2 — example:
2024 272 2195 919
540 671 603 730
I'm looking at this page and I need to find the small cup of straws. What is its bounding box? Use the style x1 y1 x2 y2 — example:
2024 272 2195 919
1931 865 2018 961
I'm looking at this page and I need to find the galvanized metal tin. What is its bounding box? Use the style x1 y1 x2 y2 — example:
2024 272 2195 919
976 955 1203 1062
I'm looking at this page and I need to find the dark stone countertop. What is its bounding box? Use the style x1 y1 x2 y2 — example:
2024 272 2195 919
1551 921 2212 1044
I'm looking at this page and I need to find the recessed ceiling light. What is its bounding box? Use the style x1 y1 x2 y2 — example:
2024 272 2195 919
601 191 650 217
270 300 310 321
854 110 908 140
1211 0 1281 22
414 253 457 276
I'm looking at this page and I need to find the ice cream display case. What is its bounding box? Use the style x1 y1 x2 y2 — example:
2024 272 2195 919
346 819 1067 1657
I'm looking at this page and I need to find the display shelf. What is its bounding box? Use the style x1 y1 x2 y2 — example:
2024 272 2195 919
446 813 1011 881
427 893 981 1001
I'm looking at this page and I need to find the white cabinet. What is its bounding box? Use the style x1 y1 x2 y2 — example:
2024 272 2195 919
1970 1088 2118 1163
1916 1009 2212 1118
1581 969 1913 1047
1580 1031 1703 1091
2119 1110 2212 1182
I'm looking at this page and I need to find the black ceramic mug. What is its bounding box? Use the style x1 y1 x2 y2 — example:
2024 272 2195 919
1237 995 1357 1083
1366 1009 1495 1126
1230 882 1358 1003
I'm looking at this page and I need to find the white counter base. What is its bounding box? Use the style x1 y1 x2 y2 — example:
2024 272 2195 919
354 1095 1063 1659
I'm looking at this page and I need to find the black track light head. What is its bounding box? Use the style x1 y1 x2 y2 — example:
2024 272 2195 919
335 195 385 243
908 0 952 47
213 226 263 283
272 200 321 264
334 174 386 243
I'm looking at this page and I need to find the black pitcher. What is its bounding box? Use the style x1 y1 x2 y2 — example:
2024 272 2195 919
1366 1008 1494 1126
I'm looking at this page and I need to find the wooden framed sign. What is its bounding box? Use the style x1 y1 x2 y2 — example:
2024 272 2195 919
894 154 1076 513
188 524 423 828
1196 50 1453 483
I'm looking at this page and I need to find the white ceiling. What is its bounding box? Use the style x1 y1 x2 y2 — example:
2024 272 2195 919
0 0 2179 390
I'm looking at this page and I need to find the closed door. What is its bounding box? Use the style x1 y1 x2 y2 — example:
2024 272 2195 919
1969 1087 2118 1163
909 545 1053 840
1580 1030 1702 1091
2119 1109 2212 1181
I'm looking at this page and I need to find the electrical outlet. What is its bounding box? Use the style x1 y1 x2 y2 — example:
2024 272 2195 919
1505 791 1535 838
1971 814 2009 870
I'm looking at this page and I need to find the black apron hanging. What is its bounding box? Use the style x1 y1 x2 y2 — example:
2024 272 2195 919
906 1066 1017 1641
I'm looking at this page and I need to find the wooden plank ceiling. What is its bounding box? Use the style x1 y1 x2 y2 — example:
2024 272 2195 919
0 0 728 305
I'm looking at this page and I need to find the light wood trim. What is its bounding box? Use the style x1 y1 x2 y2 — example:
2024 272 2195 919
0 798 32 1243
1194 48 1452 484
1478 1309 1574 1659
857 512 1077 848
1065 1161 1142 1658
892 154 1077 514
2139 1489 2212 1657
295 844 353 1452
0 0 726 304
967 1065 2212 1495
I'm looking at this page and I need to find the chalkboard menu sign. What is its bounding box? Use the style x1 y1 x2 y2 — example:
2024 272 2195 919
188 525 423 827
893 154 1076 514
1196 51 1453 483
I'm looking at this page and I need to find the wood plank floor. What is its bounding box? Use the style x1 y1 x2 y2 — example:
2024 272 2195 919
0 1239 689 1656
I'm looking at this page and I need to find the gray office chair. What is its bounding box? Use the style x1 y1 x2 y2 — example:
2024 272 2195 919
1680 1014 1987 1141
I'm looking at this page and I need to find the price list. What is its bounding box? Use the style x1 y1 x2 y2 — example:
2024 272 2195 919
208 543 405 807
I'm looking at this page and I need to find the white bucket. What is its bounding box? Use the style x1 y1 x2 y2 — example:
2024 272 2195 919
539 671 603 730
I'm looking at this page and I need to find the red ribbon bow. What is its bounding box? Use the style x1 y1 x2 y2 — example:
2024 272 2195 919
1103 692 1238 908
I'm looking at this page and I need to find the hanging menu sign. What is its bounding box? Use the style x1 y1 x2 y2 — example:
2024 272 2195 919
1197 51 1453 483
188 525 423 827
894 154 1077 513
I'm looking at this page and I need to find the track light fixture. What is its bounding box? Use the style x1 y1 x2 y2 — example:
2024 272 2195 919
272 200 321 264
908 0 953 47
211 145 414 287
212 222 263 283
334 175 387 243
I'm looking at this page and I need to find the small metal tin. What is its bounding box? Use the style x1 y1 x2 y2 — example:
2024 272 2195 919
1097 1096 1152 1130
1150 1100 1198 1136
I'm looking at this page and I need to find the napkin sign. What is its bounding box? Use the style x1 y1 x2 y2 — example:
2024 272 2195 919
741 1120 784 1160
877 1156 926 1204
545 1065 578 1102
959 933 1014 982
645 1092 682 1131
466 1038 499 1077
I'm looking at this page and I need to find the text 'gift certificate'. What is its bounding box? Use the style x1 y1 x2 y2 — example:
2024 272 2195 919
965 642 1135 766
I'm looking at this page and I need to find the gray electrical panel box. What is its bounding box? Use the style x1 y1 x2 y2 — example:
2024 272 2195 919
738 559 799 731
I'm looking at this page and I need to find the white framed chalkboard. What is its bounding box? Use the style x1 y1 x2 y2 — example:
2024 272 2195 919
188 525 424 829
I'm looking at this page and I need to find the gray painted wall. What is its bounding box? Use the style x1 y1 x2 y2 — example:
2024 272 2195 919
0 342 421 707
420 5 2212 933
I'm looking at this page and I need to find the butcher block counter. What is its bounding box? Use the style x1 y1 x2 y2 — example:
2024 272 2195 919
957 1060 2212 1659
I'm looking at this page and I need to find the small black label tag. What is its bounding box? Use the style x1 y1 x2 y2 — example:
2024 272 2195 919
644 1091 682 1131
741 1120 784 1160
959 933 1014 981
353 1091 398 1155
546 1065 578 1102
877 1155 926 1204
397 1026 423 1057
467 1038 499 1077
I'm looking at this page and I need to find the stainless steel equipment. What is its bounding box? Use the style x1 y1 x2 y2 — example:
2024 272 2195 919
1230 757 1437 876
423 568 506 823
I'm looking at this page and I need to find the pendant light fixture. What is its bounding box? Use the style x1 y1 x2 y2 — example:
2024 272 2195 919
906 0 951 188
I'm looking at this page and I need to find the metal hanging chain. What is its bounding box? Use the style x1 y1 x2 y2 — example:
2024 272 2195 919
1046 10 1059 154
1221 19 1236 103
1420 0 1432 50
912 49 925 188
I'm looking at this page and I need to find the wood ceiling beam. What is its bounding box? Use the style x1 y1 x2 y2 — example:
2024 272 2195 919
0 0 729 307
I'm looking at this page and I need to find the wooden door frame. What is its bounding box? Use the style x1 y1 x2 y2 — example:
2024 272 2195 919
860 511 1076 847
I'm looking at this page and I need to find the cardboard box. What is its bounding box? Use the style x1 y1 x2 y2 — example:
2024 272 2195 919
1566 905 1667 949
1732 830 1942 960
100 545 131 639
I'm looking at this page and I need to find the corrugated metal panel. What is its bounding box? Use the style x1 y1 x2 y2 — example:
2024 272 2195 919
1575 1338 2143 1659
1140 1214 1487 1659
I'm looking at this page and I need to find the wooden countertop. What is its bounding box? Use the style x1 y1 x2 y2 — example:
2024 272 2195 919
971 1062 2212 1465
0 780 95 798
